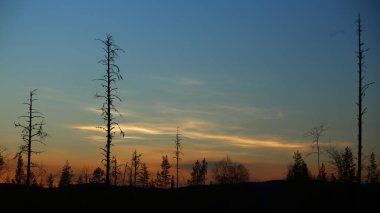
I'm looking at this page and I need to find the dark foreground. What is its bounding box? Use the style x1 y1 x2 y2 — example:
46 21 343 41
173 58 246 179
1 181 378 212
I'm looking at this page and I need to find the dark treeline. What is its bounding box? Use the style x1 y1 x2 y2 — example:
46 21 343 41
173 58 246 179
0 181 379 212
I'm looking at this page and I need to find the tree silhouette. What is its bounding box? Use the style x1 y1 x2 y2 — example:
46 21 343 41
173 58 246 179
95 34 125 185
111 155 121 186
90 167 105 183
0 147 4 174
173 127 182 188
306 124 327 179
356 14 374 184
14 153 25 184
59 161 73 187
318 163 327 182
131 150 142 187
341 147 356 183
47 173 54 188
188 158 208 185
14 89 48 186
171 175 175 188
156 155 171 188
366 152 378 183
138 162 150 188
286 151 310 181
213 156 249 184
77 174 83 184
326 146 356 183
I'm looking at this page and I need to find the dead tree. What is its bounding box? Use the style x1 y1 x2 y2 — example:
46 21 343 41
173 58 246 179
306 124 327 179
131 150 142 186
173 127 182 188
111 155 121 186
356 14 374 183
14 89 48 186
95 34 125 185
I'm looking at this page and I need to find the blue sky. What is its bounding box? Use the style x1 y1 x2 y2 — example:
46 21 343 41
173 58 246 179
0 0 379 182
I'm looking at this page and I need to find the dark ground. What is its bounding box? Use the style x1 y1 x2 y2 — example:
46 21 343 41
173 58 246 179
1 181 378 212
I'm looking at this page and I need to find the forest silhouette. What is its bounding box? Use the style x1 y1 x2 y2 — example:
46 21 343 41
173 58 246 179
0 14 379 212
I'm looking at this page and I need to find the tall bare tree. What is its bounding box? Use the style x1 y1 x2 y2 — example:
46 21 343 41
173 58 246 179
173 127 182 188
356 14 374 183
95 34 125 185
14 89 48 186
306 124 327 179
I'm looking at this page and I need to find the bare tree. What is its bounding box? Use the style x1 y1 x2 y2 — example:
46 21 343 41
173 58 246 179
14 89 48 186
111 155 121 186
95 34 125 185
131 150 142 186
356 14 374 184
173 127 182 188
306 124 327 179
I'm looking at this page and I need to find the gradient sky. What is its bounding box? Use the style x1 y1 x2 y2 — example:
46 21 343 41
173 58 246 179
0 0 379 183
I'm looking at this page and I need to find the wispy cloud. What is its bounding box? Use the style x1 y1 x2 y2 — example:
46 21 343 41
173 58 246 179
84 107 133 117
84 135 144 142
184 131 303 149
69 121 305 149
69 124 174 135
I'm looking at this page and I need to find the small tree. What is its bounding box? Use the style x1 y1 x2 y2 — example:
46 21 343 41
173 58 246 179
188 158 208 185
157 155 171 188
286 151 310 181
173 127 183 188
0 147 5 174
171 175 175 188
366 152 378 183
155 170 161 188
77 175 83 184
95 34 125 185
341 147 356 183
110 156 121 186
213 156 249 184
15 89 48 186
47 173 54 188
14 153 25 184
90 167 105 183
306 124 327 178
138 162 150 188
131 150 142 186
318 163 327 182
59 161 73 187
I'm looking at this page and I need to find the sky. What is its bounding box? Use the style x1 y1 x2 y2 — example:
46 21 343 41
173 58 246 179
0 0 379 183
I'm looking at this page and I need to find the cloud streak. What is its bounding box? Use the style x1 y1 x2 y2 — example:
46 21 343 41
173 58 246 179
69 121 305 149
